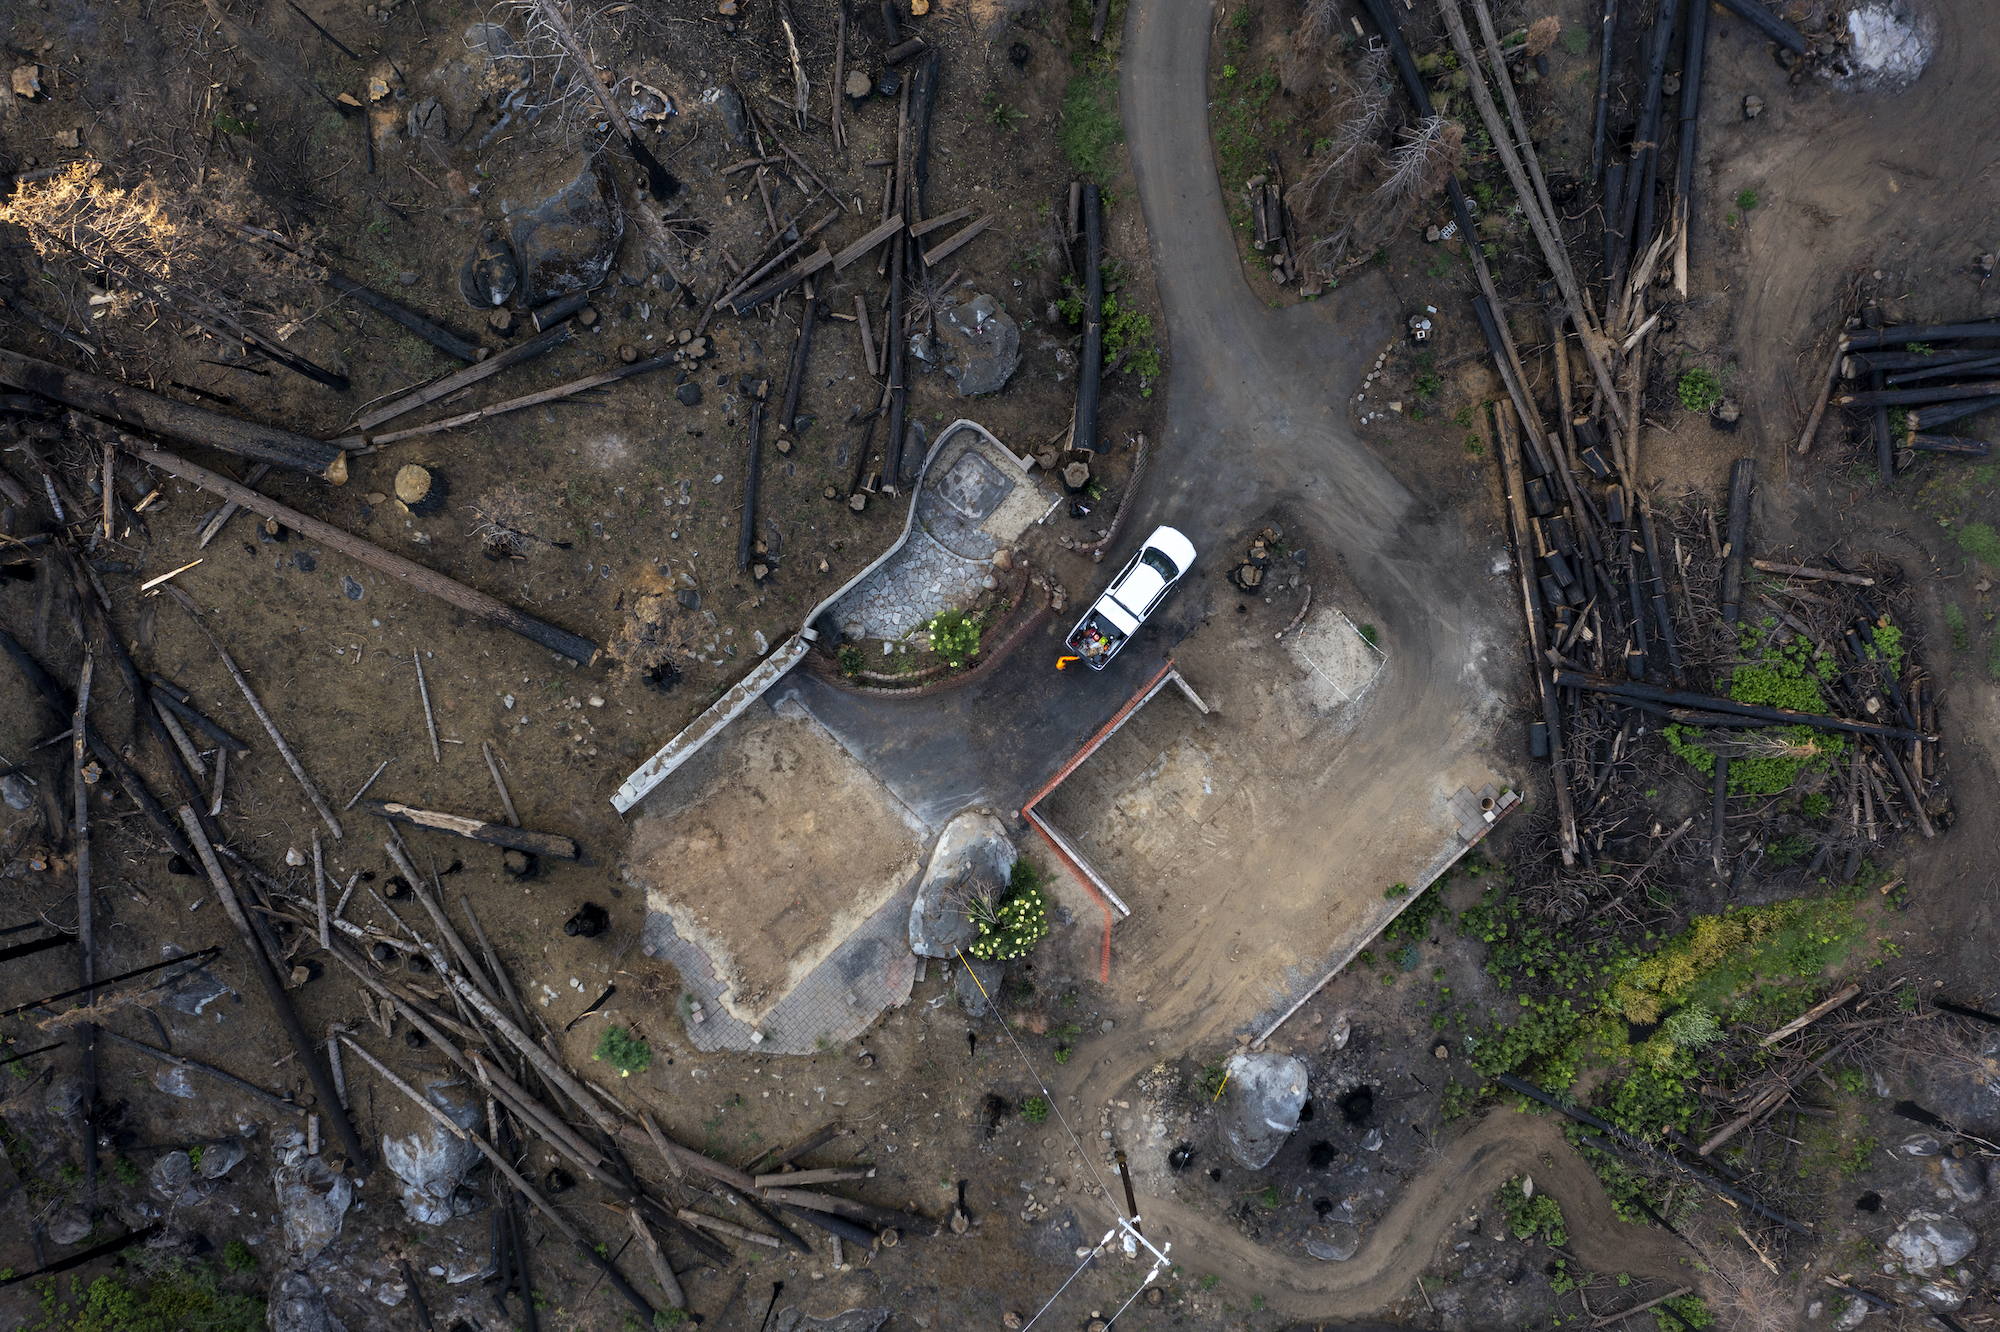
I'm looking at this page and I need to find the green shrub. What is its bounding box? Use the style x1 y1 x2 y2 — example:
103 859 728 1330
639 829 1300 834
1656 1294 1716 1332
1057 73 1123 183
1990 633 2000 683
1735 189 1759 211
966 867 1052 962
1197 1061 1228 1097
1764 834 1812 867
221 1240 256 1274
1358 624 1380 646
112 1158 140 1188
50 1254 265 1332
592 1026 652 1078
836 645 863 677
1022 1096 1050 1123
1958 520 2000 569
1803 792 1832 819
925 609 981 668
1677 368 1725 413
1945 603 1969 651
1498 1178 1567 1245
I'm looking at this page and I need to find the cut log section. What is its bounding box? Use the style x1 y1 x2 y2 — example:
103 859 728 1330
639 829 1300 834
920 215 992 268
348 323 573 434
0 348 348 482
908 206 975 240
359 799 579 860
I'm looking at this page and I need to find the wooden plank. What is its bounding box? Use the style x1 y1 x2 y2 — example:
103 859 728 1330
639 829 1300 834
1749 560 1874 586
351 323 573 432
831 216 904 270
920 215 992 268
726 246 832 314
1760 984 1861 1047
908 206 975 240
360 799 579 860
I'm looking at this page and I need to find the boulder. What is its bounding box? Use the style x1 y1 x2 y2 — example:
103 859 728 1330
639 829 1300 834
1918 1281 1966 1312
274 1154 353 1263
47 1208 92 1246
509 154 625 309
1886 1210 1977 1273
459 228 518 308
1218 1051 1308 1169
909 811 1015 959
1305 1222 1360 1261
1831 1296 1870 1332
937 294 1021 396
1941 1155 1986 1203
955 958 1004 1017
382 1078 484 1224
270 1269 349 1332
198 1138 248 1180
150 1150 207 1206
774 1308 891 1332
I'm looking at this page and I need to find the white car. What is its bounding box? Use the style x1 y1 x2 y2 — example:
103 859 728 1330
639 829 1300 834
1064 525 1197 670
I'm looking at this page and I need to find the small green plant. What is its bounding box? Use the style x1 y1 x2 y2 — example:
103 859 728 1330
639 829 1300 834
1197 1061 1228 1098
1945 603 1969 652
1677 368 1726 413
185 1147 203 1173
1222 63 1238 78
1384 882 1410 899
1958 520 2000 570
1465 434 1484 455
1200 1274 1220 1291
965 862 1053 961
1499 1177 1568 1245
1053 1047 1072 1064
1656 1294 1716 1332
1258 1185 1280 1209
1735 189 1759 211
836 645 864 677
926 609 981 668
1563 26 1590 54
1413 372 1442 401
213 112 259 136
985 97 1027 130
1358 624 1380 647
222 1239 257 1274
1022 1096 1051 1123
592 1026 653 1078
1452 405 1476 428
1905 342 1935 356
112 1157 140 1187
655 1310 691 1327
1764 834 1812 867
1803 792 1833 819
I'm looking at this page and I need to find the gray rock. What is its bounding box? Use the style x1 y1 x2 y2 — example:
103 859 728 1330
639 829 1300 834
274 1154 353 1263
1886 1211 1978 1273
676 382 703 407
198 1138 247 1180
773 1308 891 1332
407 97 447 145
676 588 701 610
1941 1155 1985 1203
509 153 625 309
1900 1133 1943 1157
269 1269 348 1332
1360 1127 1383 1152
909 811 1014 959
1832 1296 1870 1331
937 293 1021 396
1217 1051 1308 1169
459 231 519 308
150 1150 206 1206
1918 1281 1965 1312
383 1079 484 1224
1 774 29 810
704 85 749 144
955 957 1003 1017
47 1208 92 1246
1305 1222 1360 1261
159 943 234 1015
154 1064 197 1099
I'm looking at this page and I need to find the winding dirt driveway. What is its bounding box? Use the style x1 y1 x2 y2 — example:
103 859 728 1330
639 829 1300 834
1008 0 1693 1311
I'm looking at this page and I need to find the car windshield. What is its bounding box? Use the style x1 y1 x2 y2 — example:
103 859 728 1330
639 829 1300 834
1140 548 1179 580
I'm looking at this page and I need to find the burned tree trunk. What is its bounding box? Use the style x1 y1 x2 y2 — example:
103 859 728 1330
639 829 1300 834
1719 458 1753 623
1074 182 1104 454
740 401 764 571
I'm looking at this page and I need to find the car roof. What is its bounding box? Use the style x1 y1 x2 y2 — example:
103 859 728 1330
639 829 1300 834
1140 525 1197 573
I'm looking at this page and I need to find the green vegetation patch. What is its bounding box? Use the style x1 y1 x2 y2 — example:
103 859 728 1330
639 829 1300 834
1498 1178 1567 1245
1058 72 1124 183
592 1026 653 1078
967 861 1054 962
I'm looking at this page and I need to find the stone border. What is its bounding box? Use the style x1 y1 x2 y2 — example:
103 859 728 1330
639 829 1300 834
802 565 1048 698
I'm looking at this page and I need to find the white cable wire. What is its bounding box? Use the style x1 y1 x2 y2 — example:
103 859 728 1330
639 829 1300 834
1020 1228 1117 1332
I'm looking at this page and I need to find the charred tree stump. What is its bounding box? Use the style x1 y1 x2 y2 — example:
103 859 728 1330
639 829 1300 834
779 286 817 442
1074 183 1104 454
